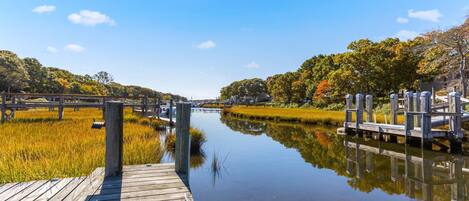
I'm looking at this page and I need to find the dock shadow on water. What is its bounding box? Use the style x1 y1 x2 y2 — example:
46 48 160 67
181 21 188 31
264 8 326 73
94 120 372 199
211 114 469 201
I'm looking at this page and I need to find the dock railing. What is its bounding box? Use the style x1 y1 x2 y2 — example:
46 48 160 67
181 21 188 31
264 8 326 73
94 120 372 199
344 91 463 152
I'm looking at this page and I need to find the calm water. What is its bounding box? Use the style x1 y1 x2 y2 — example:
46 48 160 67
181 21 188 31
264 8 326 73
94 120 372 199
165 110 469 201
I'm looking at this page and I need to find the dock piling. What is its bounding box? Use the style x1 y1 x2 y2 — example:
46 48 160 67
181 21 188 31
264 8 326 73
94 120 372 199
413 92 421 127
344 94 353 130
355 94 364 131
169 99 174 125
420 91 432 149
105 101 124 177
365 95 373 122
390 94 398 125
175 102 191 184
58 96 64 120
449 92 462 152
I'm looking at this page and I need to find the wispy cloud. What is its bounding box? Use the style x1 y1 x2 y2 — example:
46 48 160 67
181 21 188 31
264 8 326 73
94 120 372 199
408 9 442 22
245 61 260 69
64 44 85 53
32 5 55 14
396 17 409 24
396 30 419 40
68 10 116 26
47 46 58 53
196 40 216 49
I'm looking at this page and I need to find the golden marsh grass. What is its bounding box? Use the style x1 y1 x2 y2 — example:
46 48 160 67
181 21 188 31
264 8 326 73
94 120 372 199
0 108 163 183
223 106 404 126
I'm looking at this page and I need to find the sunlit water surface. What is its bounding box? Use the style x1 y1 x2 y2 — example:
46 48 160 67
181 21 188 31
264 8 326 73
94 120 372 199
162 110 469 201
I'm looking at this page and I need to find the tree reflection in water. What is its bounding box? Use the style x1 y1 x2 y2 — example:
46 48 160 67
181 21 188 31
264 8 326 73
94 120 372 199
220 115 469 201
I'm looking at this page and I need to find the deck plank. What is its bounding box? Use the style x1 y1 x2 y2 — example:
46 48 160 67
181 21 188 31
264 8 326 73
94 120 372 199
0 163 192 201
21 178 63 201
7 180 48 201
0 183 17 195
0 181 36 199
34 177 74 201
49 177 87 201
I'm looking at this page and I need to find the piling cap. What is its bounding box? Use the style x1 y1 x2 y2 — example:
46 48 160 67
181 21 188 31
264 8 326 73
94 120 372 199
345 94 353 99
420 91 431 97
449 91 461 97
390 94 398 99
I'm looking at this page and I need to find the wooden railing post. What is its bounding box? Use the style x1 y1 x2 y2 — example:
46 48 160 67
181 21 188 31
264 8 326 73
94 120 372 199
175 102 191 183
420 91 432 149
169 99 174 125
58 96 64 120
344 94 353 129
355 94 364 130
365 95 373 122
390 94 398 125
404 92 414 143
413 92 421 127
10 95 15 119
1 92 6 123
105 101 124 177
102 97 106 119
449 92 462 152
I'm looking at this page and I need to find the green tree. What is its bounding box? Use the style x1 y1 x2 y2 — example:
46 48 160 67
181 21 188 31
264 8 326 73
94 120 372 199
0 50 29 92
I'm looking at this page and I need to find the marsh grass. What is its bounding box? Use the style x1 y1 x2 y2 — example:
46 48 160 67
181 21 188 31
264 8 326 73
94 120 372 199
0 108 164 183
165 128 207 154
223 106 404 126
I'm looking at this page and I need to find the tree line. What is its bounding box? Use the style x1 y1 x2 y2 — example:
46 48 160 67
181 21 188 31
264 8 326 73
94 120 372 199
0 50 186 100
220 18 469 107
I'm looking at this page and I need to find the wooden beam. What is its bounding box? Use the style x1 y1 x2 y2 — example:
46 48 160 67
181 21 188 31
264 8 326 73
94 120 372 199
175 102 191 185
105 101 124 177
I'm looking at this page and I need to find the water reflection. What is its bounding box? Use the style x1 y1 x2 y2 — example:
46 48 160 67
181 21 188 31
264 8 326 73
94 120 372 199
220 115 469 201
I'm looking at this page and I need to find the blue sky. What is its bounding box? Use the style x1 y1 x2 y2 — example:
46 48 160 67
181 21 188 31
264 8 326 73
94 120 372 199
0 1 468 99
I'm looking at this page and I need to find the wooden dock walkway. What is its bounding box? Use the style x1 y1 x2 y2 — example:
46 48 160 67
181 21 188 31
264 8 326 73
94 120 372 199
342 91 465 152
0 163 192 201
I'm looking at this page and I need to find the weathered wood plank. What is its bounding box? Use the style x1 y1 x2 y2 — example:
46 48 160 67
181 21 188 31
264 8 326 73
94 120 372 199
63 168 104 201
21 178 63 200
120 192 192 201
0 183 17 195
96 182 185 194
34 177 74 201
100 179 184 190
48 177 87 201
122 163 174 171
0 181 36 199
89 186 189 200
6 180 48 200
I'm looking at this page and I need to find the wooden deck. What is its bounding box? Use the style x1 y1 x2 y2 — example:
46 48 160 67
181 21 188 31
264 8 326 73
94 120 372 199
0 163 193 201
344 122 448 138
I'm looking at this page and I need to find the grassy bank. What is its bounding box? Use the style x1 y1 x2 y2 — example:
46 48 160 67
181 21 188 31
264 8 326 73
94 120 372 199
223 106 403 126
0 108 164 183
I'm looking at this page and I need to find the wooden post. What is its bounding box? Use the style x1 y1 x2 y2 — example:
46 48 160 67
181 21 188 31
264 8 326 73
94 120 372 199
449 92 462 153
365 95 373 122
169 99 174 125
451 157 464 201
420 91 432 149
404 92 414 143
344 94 353 130
413 92 421 127
1 92 6 123
10 96 15 119
102 97 106 119
58 96 64 120
355 94 364 131
175 102 191 183
390 94 398 125
156 99 161 119
141 96 148 116
105 101 124 177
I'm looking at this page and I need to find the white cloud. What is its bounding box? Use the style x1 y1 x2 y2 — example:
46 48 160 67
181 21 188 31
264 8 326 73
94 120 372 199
32 5 56 14
46 46 58 53
64 44 85 53
396 17 409 24
196 40 216 49
408 9 442 22
245 61 260 69
68 10 116 26
396 30 420 40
